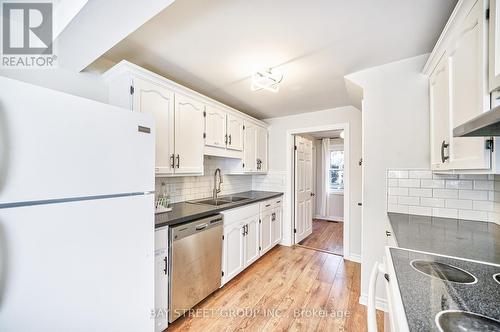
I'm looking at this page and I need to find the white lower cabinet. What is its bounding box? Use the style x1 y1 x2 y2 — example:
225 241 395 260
154 227 169 332
221 197 283 285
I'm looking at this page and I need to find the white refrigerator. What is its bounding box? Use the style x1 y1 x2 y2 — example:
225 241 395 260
0 76 156 331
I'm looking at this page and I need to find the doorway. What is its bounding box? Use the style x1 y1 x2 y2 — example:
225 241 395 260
291 126 349 257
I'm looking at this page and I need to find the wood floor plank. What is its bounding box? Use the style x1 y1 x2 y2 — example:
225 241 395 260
299 219 343 255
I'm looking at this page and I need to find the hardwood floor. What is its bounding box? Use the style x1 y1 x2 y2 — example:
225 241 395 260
299 219 344 255
168 245 384 332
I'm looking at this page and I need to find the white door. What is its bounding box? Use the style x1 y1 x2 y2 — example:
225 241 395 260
256 126 268 172
272 207 283 246
222 222 245 284
294 136 313 243
205 105 227 148
154 249 168 332
174 93 205 174
430 54 451 171
244 215 260 266
227 114 244 151
448 1 491 170
132 77 175 175
243 123 257 172
260 210 273 255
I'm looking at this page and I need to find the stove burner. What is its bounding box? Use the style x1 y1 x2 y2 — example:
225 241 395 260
436 310 500 332
410 260 477 284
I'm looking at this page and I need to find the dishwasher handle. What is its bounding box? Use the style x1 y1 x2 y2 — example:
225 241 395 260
196 224 208 231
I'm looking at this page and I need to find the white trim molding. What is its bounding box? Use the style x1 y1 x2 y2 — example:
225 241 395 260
359 294 388 312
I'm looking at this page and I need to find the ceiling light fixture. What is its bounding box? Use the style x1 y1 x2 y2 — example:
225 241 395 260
251 68 283 93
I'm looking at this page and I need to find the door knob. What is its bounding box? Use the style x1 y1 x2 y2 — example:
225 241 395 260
310 193 315 197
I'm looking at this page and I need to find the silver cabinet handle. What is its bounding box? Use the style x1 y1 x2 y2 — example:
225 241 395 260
242 225 246 236
225 134 228 144
170 154 175 168
229 134 232 145
245 224 248 235
441 140 449 163
176 154 180 168
385 231 392 237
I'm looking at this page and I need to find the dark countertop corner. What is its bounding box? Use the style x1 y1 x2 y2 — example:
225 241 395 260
387 212 500 265
155 190 283 228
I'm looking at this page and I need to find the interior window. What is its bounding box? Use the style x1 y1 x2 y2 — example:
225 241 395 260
329 150 344 190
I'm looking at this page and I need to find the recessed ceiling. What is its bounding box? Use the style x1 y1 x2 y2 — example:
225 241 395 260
97 0 456 119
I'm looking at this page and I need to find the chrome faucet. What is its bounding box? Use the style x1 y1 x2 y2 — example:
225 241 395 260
213 168 223 200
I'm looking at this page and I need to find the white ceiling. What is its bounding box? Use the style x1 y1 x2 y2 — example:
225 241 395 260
98 0 456 119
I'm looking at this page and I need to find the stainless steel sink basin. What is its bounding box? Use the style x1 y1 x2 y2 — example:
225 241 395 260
436 310 500 332
188 196 250 207
189 198 232 206
219 196 249 202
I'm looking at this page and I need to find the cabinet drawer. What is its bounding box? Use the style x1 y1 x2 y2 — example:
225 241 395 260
260 199 274 212
272 197 283 209
222 203 259 227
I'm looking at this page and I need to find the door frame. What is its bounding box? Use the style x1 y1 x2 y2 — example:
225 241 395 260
286 123 350 258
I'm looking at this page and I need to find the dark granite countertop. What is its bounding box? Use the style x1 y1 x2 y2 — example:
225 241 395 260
155 190 283 228
389 248 500 331
388 212 500 265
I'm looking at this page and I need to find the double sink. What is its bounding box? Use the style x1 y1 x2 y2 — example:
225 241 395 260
188 195 250 207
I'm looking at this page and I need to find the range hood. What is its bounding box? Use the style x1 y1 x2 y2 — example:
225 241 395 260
453 105 500 137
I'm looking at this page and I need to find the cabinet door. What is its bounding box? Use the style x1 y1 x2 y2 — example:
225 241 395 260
490 0 500 91
448 1 491 170
223 222 245 284
174 93 205 174
256 126 268 172
154 249 168 332
272 208 282 246
132 77 175 175
243 123 257 172
429 55 451 171
205 105 227 148
227 114 244 151
244 216 260 267
260 210 273 255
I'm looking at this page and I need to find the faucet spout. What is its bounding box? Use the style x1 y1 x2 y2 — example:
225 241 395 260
213 168 223 200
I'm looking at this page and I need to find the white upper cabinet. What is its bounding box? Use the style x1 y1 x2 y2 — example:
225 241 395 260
448 0 490 170
256 126 268 172
430 55 451 171
226 114 244 151
243 123 258 172
132 77 175 175
204 105 227 148
174 93 205 174
424 0 493 172
489 0 500 91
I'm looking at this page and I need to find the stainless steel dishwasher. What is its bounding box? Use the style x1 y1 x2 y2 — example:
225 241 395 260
168 214 223 323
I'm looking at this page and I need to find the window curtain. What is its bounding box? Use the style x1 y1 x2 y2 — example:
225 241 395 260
317 138 330 217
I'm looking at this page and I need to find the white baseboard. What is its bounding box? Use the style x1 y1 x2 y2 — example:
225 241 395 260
314 215 343 222
346 253 362 263
359 294 388 312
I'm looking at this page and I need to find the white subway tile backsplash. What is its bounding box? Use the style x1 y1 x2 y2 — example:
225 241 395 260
409 188 433 197
386 168 500 223
409 170 433 179
388 170 409 179
420 197 445 208
458 210 488 222
421 179 445 188
459 190 489 201
388 187 409 196
433 189 459 199
408 205 432 216
398 179 421 188
445 180 473 190
432 207 458 219
398 196 420 205
445 199 473 210
473 180 494 190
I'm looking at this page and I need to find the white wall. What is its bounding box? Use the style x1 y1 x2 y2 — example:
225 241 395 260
346 55 430 304
259 106 362 257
